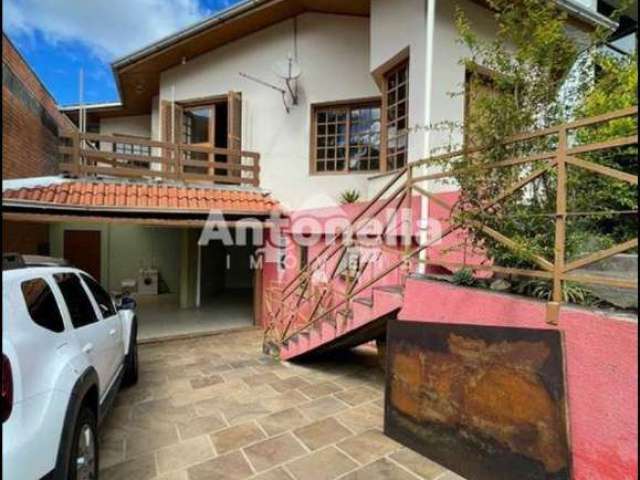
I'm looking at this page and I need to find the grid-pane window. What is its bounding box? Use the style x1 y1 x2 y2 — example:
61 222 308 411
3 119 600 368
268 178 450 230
385 61 409 171
312 102 380 173
349 106 381 171
112 143 151 156
112 141 151 169
315 109 348 173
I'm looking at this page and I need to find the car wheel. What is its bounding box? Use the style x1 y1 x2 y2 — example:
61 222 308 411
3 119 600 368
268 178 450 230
123 320 138 387
69 407 98 480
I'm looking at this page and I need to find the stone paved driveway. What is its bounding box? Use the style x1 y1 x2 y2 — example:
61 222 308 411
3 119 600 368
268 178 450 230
100 328 462 480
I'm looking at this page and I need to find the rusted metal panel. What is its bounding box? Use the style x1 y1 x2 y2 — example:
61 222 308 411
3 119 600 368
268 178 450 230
385 319 571 480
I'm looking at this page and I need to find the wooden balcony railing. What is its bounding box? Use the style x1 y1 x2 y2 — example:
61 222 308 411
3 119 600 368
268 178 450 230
58 132 260 187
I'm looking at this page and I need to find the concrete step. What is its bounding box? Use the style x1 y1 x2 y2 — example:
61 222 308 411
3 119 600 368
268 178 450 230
373 284 405 295
336 308 353 319
353 296 374 307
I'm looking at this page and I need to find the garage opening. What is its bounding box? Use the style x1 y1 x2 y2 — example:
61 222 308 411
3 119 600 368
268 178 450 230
198 238 254 316
132 227 260 342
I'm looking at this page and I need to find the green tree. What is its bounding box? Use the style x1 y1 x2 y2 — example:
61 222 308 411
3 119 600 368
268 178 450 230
440 0 637 272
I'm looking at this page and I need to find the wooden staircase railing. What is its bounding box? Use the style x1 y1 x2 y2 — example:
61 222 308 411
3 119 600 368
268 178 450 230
264 106 638 351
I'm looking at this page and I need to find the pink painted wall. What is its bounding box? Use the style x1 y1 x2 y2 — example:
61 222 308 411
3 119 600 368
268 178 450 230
425 190 490 275
259 192 490 328
399 278 638 480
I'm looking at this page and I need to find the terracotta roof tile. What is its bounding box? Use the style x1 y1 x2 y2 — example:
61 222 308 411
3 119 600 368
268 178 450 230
4 180 279 215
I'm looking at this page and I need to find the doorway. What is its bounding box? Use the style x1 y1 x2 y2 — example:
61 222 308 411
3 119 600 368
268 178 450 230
63 230 101 281
163 91 241 181
198 235 256 328
182 101 228 176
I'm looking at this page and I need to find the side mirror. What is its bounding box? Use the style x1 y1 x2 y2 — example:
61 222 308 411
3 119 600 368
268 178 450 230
115 294 137 311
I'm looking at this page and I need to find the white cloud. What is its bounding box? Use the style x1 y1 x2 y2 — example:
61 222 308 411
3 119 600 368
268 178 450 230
3 0 213 61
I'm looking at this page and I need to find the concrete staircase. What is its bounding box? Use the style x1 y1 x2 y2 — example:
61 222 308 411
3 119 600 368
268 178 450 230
278 284 405 360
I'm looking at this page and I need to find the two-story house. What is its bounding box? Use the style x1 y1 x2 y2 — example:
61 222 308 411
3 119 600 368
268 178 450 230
2 0 616 341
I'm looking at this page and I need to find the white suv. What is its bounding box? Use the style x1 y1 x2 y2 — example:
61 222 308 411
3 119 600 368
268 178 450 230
2 256 138 480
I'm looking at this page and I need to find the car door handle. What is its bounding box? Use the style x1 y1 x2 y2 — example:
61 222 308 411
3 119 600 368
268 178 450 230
109 329 117 336
82 343 94 354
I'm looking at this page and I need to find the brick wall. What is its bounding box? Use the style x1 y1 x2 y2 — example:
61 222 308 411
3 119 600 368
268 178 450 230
2 34 73 179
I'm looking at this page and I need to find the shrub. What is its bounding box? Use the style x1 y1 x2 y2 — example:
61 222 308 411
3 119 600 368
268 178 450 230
339 189 361 205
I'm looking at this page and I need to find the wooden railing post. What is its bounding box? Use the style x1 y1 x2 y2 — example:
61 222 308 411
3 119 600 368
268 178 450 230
174 143 182 181
548 126 568 325
253 154 260 187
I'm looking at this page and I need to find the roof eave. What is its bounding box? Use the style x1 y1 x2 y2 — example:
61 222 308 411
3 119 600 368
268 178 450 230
111 0 267 71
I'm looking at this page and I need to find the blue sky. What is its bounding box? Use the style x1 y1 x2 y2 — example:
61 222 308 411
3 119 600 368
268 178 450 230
3 0 243 106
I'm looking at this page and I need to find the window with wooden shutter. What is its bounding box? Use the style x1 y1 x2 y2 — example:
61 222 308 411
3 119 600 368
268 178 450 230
465 69 496 150
227 90 242 169
160 100 183 173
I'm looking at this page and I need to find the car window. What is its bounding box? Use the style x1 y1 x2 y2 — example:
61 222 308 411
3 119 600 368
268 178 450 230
21 278 65 332
53 273 99 328
80 274 117 319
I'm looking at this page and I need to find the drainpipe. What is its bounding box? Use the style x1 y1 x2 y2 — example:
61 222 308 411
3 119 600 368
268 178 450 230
418 0 436 275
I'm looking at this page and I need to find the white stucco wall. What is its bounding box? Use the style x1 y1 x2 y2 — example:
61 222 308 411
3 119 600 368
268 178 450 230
370 0 427 161
159 13 380 210
366 0 427 198
429 0 497 154
100 115 151 138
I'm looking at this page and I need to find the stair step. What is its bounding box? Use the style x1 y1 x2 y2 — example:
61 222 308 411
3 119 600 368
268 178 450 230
373 284 405 295
353 297 374 307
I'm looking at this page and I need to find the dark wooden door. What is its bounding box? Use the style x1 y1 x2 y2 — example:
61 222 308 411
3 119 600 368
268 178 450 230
64 230 101 281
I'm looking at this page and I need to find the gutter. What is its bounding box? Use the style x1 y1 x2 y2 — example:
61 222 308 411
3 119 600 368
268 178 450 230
557 0 618 31
2 199 278 217
59 102 123 112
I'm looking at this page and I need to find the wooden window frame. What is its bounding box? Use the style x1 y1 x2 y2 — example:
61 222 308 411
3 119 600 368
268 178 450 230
309 97 382 176
382 59 409 172
463 64 510 151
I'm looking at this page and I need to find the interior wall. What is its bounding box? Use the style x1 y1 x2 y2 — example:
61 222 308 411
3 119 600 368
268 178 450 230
200 240 227 300
100 114 151 138
49 222 181 294
224 243 253 289
107 225 181 294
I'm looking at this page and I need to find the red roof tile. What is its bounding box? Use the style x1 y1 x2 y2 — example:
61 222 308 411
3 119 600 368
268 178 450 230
3 180 279 215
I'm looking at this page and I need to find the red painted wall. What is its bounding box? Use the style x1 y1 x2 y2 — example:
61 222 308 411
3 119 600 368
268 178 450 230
399 278 638 480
